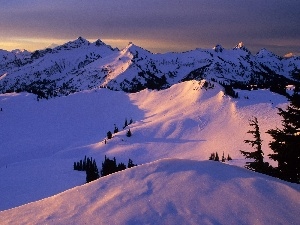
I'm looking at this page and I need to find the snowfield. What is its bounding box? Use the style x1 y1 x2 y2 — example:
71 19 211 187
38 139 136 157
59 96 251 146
1 159 299 225
0 80 299 224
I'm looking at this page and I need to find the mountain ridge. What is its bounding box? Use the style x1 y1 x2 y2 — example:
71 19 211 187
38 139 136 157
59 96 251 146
0 37 299 98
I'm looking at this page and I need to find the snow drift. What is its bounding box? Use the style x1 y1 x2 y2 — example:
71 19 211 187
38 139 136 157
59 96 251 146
1 158 299 225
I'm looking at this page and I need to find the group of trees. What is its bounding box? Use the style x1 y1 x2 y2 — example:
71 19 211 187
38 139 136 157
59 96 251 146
240 93 300 183
74 155 137 183
101 156 137 177
74 156 100 183
222 84 239 98
209 152 232 162
106 119 133 140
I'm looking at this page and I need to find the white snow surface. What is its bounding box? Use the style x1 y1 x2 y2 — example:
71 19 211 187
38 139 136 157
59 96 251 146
0 80 299 224
1 159 299 224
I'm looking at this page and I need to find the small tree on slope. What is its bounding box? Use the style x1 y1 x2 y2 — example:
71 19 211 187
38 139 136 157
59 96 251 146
267 93 300 183
240 117 269 174
126 129 132 137
214 152 219 161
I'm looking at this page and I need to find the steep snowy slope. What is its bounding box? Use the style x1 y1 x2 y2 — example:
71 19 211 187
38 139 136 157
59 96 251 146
0 81 288 211
1 159 299 225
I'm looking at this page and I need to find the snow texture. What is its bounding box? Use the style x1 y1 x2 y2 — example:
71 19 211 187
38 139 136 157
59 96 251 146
1 159 299 225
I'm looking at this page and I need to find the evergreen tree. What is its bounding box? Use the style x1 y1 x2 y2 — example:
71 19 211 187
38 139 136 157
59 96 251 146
114 124 119 133
214 152 219 161
79 160 83 171
101 156 117 176
267 93 300 183
227 154 232 161
126 129 132 137
117 162 127 172
209 152 215 160
86 157 100 183
240 117 269 173
128 158 137 168
83 155 87 171
107 131 112 139
123 119 128 129
221 151 226 162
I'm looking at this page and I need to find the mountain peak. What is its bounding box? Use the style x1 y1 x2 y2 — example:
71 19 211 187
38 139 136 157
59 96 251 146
55 37 90 50
213 44 224 53
236 42 244 49
256 48 280 59
94 39 105 46
123 42 151 54
233 42 251 53
93 39 117 51
72 36 90 46
11 49 31 55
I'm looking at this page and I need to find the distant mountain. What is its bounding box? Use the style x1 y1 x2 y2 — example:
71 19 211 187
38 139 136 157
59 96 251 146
1 37 299 98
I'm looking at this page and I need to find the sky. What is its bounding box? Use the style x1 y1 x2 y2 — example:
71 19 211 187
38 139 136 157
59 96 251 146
0 0 300 56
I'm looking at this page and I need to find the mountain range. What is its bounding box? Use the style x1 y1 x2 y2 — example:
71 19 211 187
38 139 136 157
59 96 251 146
1 37 299 97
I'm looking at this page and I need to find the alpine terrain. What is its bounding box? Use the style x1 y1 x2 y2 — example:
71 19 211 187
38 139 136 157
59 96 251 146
0 37 299 224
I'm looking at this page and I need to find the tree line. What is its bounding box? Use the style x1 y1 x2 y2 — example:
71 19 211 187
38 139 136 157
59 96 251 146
209 152 232 162
74 155 137 183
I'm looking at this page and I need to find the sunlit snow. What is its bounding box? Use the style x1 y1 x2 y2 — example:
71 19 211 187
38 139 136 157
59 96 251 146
0 81 299 224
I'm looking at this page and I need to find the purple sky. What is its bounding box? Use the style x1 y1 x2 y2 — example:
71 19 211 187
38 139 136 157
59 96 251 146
1 0 300 56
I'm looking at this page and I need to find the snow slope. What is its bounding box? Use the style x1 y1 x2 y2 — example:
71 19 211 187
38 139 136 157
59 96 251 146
0 81 289 212
1 158 299 225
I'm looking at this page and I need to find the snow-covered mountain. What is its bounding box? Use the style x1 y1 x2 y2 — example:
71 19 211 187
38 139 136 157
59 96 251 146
0 38 299 223
0 38 299 98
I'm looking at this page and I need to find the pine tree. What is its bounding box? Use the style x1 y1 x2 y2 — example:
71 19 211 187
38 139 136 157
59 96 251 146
73 162 77 170
117 162 127 172
86 157 100 183
83 155 87 171
267 93 300 183
114 124 119 133
101 155 117 176
126 129 132 137
227 154 232 161
221 151 226 162
128 158 137 168
209 152 215 160
107 131 112 139
123 119 128 129
214 152 219 161
240 117 269 173
79 160 83 171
